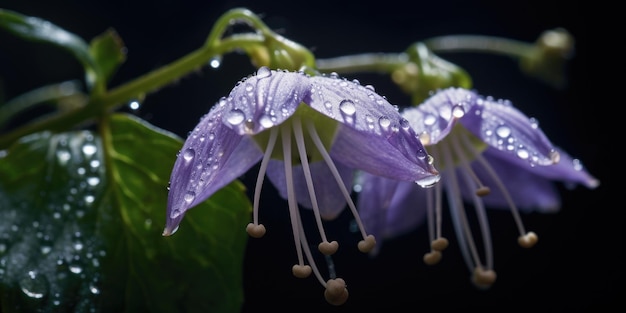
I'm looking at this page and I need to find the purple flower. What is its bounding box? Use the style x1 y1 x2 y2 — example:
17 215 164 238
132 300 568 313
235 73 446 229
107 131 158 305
357 87 599 288
162 66 440 304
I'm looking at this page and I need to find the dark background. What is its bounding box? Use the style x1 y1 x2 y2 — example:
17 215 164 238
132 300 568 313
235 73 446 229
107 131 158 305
0 1 619 312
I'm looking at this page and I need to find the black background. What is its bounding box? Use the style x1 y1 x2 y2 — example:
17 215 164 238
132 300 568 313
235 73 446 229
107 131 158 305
0 1 619 312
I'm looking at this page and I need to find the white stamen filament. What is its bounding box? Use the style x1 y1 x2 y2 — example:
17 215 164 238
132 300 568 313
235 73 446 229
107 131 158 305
292 116 337 255
458 131 537 248
294 206 331 287
305 119 376 253
450 133 494 270
252 127 279 226
281 123 307 268
441 142 486 273
423 145 448 266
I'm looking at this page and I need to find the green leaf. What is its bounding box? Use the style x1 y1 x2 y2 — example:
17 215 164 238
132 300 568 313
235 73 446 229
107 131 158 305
89 29 127 84
0 113 251 312
0 9 101 92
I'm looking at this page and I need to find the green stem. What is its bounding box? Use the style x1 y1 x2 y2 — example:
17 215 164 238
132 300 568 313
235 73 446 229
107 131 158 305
316 35 535 75
0 34 265 150
422 35 534 59
316 53 406 74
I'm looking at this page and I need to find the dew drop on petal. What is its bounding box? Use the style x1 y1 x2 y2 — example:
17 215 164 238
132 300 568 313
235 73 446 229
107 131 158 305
424 114 436 126
415 174 440 188
495 125 511 138
516 148 529 160
184 191 196 204
452 105 465 118
256 66 272 78
259 114 274 128
378 116 391 128
339 100 356 115
226 109 245 125
183 148 195 162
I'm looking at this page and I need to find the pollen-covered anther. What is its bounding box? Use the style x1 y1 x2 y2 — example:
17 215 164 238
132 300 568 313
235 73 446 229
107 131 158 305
518 231 538 248
357 235 376 253
324 278 349 306
423 250 442 265
245 223 266 238
475 186 491 197
431 237 449 251
318 241 339 255
471 267 497 289
292 264 312 278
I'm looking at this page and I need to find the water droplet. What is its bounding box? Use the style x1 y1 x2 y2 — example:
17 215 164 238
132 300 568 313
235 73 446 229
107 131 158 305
69 265 83 274
415 173 440 188
82 144 97 156
128 100 141 110
256 66 272 78
19 271 48 299
424 114 436 126
208 55 222 69
516 148 529 159
226 109 245 125
339 100 356 115
183 148 195 162
89 284 100 295
245 83 254 92
452 105 465 118
56 150 71 164
495 125 511 138
259 115 274 128
87 177 100 186
378 116 391 128
184 191 196 204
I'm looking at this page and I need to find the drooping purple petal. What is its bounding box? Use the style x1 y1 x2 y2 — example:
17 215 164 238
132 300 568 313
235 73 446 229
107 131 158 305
461 91 557 166
220 67 311 135
165 105 263 235
483 146 600 189
402 88 477 144
303 74 439 183
357 172 428 254
265 160 354 220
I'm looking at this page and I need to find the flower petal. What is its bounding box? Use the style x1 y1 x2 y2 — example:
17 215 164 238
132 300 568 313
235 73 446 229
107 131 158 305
304 75 439 183
265 159 354 220
357 172 428 254
165 105 263 235
220 67 311 135
461 90 557 166
402 88 477 144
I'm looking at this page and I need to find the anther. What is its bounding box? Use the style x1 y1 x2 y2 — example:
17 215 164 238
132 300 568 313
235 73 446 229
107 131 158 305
475 186 491 197
246 223 266 238
319 241 339 255
518 231 538 248
431 237 449 251
357 235 376 253
292 264 312 278
471 267 497 289
324 278 349 306
423 250 443 265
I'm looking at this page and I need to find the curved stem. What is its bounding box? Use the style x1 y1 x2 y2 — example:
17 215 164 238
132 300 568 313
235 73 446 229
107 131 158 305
316 53 406 74
423 35 534 59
